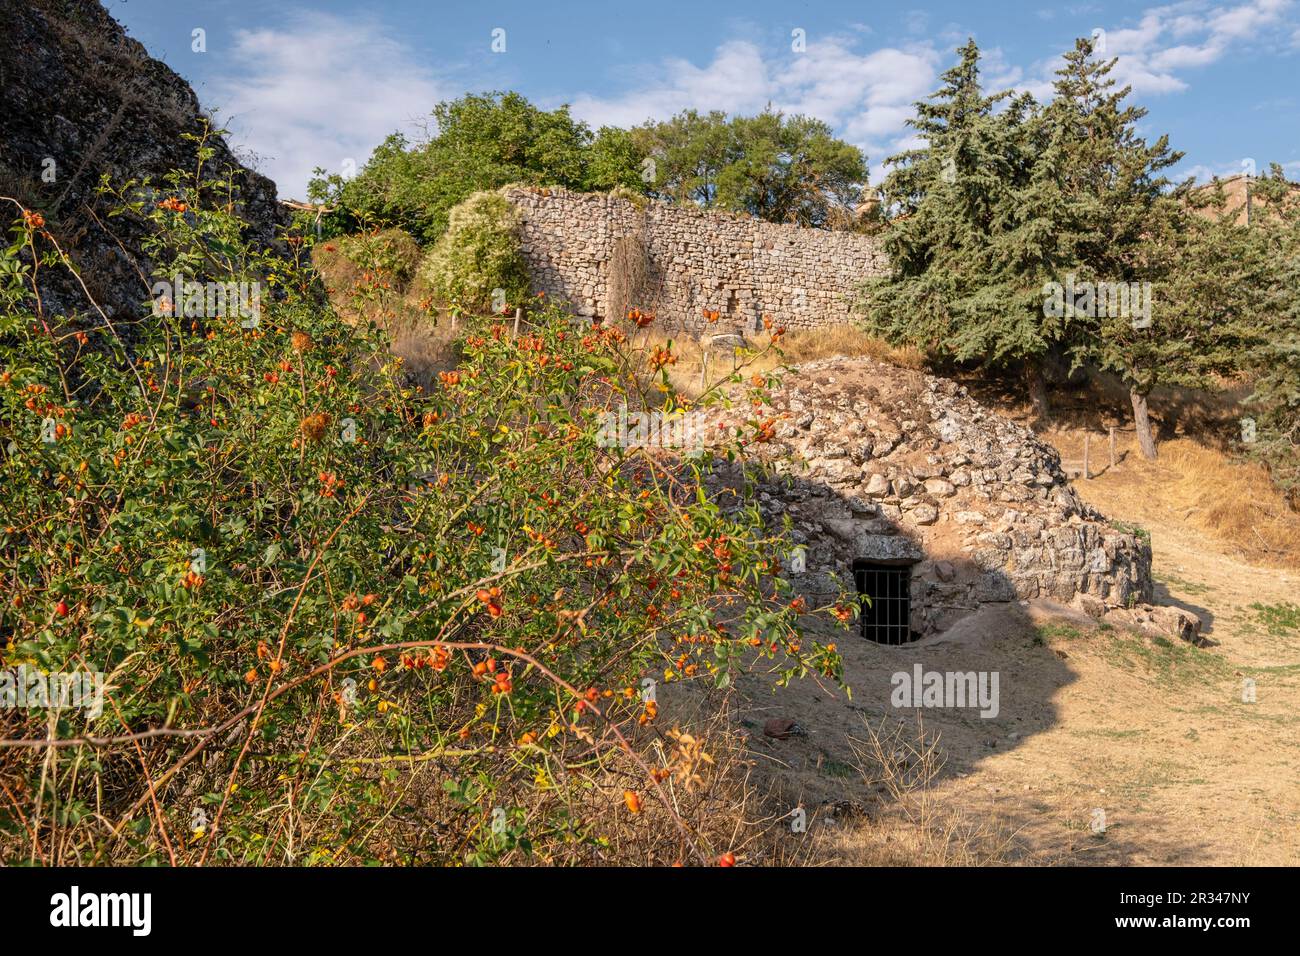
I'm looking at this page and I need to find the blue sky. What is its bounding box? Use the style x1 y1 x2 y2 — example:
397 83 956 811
105 0 1300 199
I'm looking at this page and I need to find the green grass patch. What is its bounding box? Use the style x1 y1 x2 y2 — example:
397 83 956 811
820 757 857 779
1101 629 1231 687
1079 728 1144 740
1154 573 1213 596
1249 602 1300 636
1034 622 1091 644
1110 520 1151 547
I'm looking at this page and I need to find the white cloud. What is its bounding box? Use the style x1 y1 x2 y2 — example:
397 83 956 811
568 35 940 182
1182 158 1261 180
208 12 451 199
564 1 1295 186
568 41 775 129
192 0 1298 198
1103 0 1295 95
993 0 1296 106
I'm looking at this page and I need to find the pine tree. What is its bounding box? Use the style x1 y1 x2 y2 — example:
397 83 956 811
862 40 1066 417
1042 38 1186 458
1244 166 1300 499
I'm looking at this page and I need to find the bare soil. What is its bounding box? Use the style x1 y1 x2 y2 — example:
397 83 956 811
714 417 1300 866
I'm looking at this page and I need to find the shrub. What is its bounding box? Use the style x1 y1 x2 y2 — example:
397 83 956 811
608 184 649 209
0 166 848 865
338 227 422 289
313 227 422 318
310 93 648 244
420 190 530 318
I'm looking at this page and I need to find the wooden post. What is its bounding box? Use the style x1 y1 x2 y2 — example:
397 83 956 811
1083 434 1091 480
700 351 709 391
1109 426 1117 470
513 307 521 337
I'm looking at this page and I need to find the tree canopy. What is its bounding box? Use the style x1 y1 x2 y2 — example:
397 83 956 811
312 94 869 242
632 108 868 227
311 92 640 243
859 36 1292 462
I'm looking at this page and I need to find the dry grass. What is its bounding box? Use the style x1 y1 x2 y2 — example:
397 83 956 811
1041 427 1300 568
644 323 923 400
805 716 1022 866
313 235 460 390
551 715 823 867
1159 440 1300 560
956 369 1300 569
384 310 461 391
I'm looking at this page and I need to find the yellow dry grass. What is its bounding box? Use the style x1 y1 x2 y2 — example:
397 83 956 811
814 716 1022 866
644 323 923 399
1041 426 1300 569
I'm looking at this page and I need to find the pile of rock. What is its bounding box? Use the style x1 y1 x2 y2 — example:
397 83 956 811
698 357 1163 638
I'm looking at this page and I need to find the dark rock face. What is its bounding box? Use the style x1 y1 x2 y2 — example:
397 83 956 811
0 0 287 319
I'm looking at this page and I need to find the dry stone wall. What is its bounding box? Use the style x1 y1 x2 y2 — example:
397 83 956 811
696 357 1158 639
506 187 887 333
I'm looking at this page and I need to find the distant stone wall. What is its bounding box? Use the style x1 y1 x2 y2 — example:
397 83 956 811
505 187 888 334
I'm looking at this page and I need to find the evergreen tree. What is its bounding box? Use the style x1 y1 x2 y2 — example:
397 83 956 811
1244 166 1300 499
1043 38 1186 458
861 39 1066 417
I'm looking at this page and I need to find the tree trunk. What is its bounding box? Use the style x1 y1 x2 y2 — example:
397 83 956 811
1130 386 1158 460
1027 364 1049 422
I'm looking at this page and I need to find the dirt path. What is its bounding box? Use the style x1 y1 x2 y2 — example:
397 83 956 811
724 439 1300 866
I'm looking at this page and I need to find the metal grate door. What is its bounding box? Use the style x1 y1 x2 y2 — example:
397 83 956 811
853 562 915 645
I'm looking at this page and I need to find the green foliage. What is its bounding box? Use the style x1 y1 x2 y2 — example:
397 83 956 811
1241 167 1300 496
861 40 1060 375
0 168 849 865
1042 39 1199 412
311 92 643 244
860 36 1294 462
633 108 868 227
317 94 869 242
420 190 530 316
586 126 647 192
337 227 422 289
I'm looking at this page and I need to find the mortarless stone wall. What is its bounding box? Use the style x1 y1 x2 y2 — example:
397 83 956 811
505 187 888 334
697 356 1162 639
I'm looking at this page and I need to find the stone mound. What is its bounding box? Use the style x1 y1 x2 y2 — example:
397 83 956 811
700 357 1155 637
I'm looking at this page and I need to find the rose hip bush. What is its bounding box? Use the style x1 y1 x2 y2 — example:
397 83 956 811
0 167 848 865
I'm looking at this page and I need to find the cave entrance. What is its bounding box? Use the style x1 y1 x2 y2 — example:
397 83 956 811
853 559 917 645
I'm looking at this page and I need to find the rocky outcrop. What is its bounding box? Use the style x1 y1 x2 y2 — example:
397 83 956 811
0 0 287 320
506 186 887 334
1076 594 1204 645
700 357 1154 637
